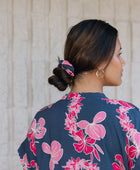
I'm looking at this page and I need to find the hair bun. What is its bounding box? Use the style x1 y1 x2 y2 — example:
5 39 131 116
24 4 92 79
48 67 73 91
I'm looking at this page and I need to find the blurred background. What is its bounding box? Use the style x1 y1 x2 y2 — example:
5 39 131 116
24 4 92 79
0 0 140 169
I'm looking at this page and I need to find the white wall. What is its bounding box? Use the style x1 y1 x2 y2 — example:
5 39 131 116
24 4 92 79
0 0 140 169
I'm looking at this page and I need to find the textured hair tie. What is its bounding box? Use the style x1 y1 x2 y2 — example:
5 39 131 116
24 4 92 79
58 60 74 77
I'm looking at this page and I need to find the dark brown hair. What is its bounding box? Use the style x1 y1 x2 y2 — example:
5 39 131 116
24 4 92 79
48 19 118 91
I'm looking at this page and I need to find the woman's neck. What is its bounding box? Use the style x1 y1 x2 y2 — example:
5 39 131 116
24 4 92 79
70 72 104 94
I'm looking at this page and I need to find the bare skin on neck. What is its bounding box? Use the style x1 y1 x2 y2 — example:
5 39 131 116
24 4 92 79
70 70 104 94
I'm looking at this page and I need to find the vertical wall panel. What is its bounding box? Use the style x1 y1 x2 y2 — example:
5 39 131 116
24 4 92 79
13 107 29 170
13 1 30 170
132 62 140 107
67 0 82 28
132 23 140 62
0 0 8 13
0 15 9 108
13 0 27 16
31 0 50 114
0 109 9 170
68 0 83 18
32 62 48 115
115 0 129 21
83 0 99 19
32 0 46 15
49 0 67 103
32 16 47 61
131 22 140 107
130 0 140 21
0 60 9 108
0 0 9 168
100 0 114 20
68 17 82 28
13 60 28 107
116 22 131 101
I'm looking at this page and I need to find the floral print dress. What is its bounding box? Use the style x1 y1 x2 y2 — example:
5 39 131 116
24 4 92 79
18 92 140 170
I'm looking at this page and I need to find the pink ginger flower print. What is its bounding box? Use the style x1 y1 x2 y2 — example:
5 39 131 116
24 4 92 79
125 137 137 169
102 98 120 105
73 129 104 161
20 154 39 170
27 117 47 155
40 106 48 111
40 103 53 111
77 111 106 140
118 101 134 109
131 131 140 158
73 129 95 155
30 138 37 156
65 93 85 135
63 157 99 170
20 154 31 170
112 154 125 170
30 160 39 170
42 140 63 170
102 98 134 110
68 93 85 111
27 117 46 139
64 112 77 134
61 95 67 100
103 98 140 168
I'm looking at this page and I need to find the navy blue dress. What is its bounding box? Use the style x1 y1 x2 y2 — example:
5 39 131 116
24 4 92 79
18 92 140 170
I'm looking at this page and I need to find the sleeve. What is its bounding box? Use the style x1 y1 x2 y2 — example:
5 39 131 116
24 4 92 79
126 105 140 169
18 114 46 170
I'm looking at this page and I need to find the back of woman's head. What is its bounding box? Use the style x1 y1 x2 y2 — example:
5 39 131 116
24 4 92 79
48 19 118 91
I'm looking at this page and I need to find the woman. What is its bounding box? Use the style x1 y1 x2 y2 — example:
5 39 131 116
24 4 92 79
18 20 140 170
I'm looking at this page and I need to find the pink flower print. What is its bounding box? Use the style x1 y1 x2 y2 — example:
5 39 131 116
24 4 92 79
30 160 39 170
116 112 134 132
68 111 77 119
35 118 46 139
27 118 46 140
42 140 63 170
102 98 120 105
68 93 79 100
27 117 47 155
61 95 67 100
112 154 125 170
116 106 129 115
63 157 99 170
77 111 106 140
20 154 31 170
73 129 95 155
63 157 84 170
68 102 83 116
30 137 37 156
84 161 99 170
64 113 77 134
38 104 53 111
118 101 134 109
125 137 136 169
48 103 53 108
40 106 48 111
102 98 134 110
68 93 85 102
132 132 140 158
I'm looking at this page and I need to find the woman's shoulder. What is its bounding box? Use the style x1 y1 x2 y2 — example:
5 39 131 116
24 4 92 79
33 95 69 120
100 97 140 122
101 96 139 110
